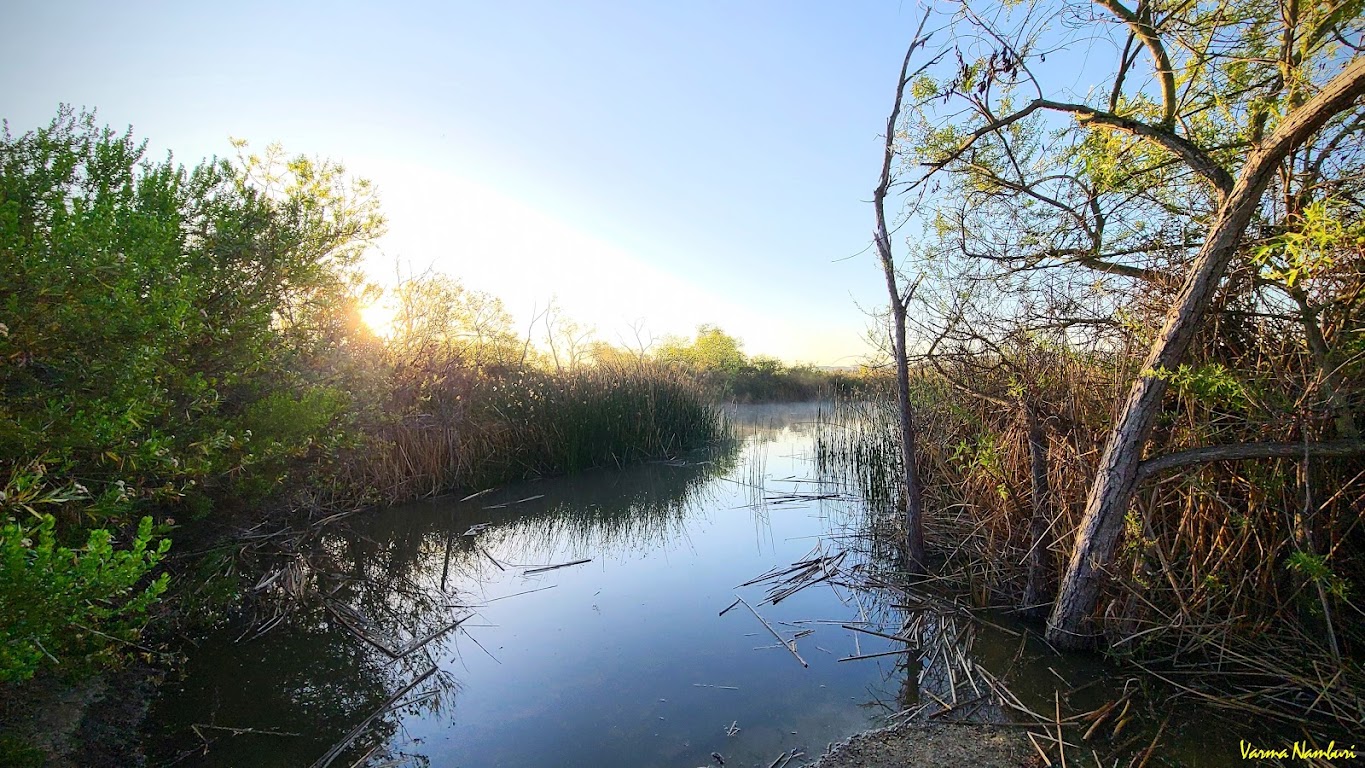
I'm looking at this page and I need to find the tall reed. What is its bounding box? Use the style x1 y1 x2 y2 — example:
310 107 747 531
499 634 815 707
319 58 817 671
816 346 1364 731
327 361 728 507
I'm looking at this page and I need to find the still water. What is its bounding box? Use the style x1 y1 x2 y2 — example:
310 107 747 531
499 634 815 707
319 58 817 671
146 404 1264 767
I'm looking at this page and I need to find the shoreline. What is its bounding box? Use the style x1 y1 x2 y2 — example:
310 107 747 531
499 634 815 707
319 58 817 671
804 720 1032 768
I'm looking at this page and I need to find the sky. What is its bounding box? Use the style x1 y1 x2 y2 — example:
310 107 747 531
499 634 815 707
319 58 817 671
3 1 939 365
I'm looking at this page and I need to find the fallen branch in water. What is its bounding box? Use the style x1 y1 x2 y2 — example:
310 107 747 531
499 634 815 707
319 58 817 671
190 723 300 738
735 594 807 668
462 523 492 537
838 647 913 662
842 623 913 644
479 545 506 571
523 558 592 575
483 494 545 509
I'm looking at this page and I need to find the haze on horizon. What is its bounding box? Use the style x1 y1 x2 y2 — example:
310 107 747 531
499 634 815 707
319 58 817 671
1 2 930 365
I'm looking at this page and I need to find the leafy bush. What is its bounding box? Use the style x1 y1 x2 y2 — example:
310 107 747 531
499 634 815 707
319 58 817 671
0 508 169 682
0 107 383 684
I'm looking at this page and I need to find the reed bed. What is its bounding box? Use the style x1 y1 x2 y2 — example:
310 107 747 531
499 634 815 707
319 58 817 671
815 347 1365 733
324 361 728 508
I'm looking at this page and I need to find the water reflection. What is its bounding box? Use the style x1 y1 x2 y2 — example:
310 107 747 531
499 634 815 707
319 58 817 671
152 405 921 767
147 402 1274 768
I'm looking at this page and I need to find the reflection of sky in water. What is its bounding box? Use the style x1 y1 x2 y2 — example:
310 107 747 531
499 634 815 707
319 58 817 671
145 403 1281 767
147 404 910 768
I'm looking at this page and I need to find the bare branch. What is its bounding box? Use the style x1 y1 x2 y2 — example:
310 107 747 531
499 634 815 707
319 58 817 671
1138 439 1365 481
1094 0 1178 126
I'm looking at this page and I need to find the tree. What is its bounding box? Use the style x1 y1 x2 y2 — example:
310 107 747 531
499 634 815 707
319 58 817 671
873 9 935 573
656 324 747 375
883 2 1365 646
540 299 596 373
389 272 521 380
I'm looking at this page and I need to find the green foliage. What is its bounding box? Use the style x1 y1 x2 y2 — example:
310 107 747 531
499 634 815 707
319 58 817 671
0 733 45 768
0 106 385 687
652 325 869 402
1146 363 1250 410
1253 199 1362 288
0 107 381 530
0 510 169 682
230 388 352 505
950 433 1003 475
1286 551 1350 601
657 324 747 376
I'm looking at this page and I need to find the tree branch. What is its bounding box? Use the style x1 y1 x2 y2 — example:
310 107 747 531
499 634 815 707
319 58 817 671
1095 0 1178 127
1037 99 1235 195
920 98 1233 197
1138 439 1365 481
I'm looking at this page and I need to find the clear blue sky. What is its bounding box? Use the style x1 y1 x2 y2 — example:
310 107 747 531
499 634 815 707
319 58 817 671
3 1 932 365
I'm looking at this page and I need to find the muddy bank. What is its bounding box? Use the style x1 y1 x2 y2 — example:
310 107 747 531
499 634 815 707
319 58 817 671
803 721 1032 768
0 666 158 768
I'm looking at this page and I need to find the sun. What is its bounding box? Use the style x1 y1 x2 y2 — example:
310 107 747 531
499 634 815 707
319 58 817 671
358 297 397 338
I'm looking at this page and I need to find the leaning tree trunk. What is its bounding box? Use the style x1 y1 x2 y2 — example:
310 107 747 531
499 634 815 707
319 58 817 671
1045 58 1365 649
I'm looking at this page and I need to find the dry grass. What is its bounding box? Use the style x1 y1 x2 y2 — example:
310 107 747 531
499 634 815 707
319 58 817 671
321 361 728 508
816 344 1364 732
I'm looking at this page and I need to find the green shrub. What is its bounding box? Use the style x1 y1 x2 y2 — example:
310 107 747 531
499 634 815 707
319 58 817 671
0 512 169 682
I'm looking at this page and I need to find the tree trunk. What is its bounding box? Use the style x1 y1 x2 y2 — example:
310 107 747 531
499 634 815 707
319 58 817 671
889 282 927 571
1020 407 1053 618
1045 58 1365 649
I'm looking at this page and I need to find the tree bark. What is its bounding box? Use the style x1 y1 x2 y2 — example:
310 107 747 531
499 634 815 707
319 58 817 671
1045 57 1365 649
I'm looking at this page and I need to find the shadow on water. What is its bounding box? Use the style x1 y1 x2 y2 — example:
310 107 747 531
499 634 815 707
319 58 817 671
146 403 1308 768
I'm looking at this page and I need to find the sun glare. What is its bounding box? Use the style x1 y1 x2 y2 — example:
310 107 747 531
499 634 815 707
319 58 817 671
358 298 397 338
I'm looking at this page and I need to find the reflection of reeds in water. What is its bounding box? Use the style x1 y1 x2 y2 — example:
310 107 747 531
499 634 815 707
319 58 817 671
741 439 770 516
468 442 741 564
212 522 467 768
813 397 901 519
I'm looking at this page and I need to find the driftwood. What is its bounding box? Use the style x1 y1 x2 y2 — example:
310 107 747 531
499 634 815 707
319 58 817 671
841 623 913 644
478 545 506 571
483 494 545 509
735 595 807 668
837 647 913 663
523 558 592 575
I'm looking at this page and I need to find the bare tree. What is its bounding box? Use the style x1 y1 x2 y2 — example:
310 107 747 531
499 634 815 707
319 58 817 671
874 9 938 573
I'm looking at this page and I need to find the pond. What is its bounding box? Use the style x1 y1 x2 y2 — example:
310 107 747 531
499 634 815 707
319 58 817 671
145 403 1271 767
